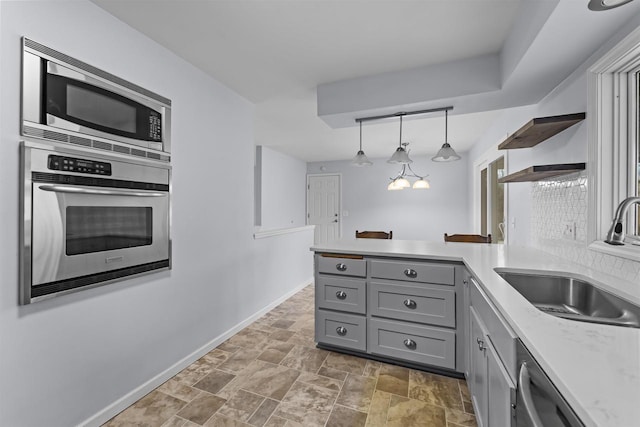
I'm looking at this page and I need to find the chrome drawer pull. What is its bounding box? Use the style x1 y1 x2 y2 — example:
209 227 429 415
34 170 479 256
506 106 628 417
403 299 417 309
336 326 348 336
404 339 417 349
336 291 347 300
404 268 418 278
336 263 348 272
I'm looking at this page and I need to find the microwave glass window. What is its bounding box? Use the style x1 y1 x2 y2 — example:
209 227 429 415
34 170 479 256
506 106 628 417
66 85 137 133
66 206 152 256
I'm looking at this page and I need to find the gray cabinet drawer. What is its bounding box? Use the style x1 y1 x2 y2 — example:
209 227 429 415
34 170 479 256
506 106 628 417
370 259 454 285
470 278 517 382
316 310 366 351
317 276 366 314
368 318 456 369
369 281 456 328
318 256 366 278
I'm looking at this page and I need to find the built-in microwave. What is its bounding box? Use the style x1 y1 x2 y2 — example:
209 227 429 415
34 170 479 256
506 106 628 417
21 38 171 160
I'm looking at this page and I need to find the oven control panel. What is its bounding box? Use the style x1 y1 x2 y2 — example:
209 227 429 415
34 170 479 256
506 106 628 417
47 155 112 175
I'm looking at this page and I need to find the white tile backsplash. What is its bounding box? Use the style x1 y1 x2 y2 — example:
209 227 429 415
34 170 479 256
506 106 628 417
531 171 640 283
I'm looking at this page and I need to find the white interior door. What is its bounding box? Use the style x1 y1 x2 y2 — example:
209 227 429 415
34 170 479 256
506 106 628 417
307 174 341 244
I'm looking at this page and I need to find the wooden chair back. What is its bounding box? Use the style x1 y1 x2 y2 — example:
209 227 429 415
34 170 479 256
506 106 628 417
355 230 393 239
444 233 492 243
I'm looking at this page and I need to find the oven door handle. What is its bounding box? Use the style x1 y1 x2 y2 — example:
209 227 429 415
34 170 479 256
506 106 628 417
38 184 167 198
518 362 545 427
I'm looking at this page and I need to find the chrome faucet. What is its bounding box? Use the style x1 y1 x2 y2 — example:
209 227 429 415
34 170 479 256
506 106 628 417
605 197 640 245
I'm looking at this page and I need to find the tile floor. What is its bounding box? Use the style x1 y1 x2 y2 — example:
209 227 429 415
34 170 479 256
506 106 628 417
104 285 477 427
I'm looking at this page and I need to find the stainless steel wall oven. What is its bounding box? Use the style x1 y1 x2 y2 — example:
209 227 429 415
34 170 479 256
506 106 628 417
20 140 171 304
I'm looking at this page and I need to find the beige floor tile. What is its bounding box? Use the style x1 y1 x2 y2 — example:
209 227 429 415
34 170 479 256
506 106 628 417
297 371 343 392
386 394 446 427
159 378 202 402
272 381 339 426
376 364 410 397
271 319 296 329
279 345 329 372
235 361 301 400
217 389 264 422
203 349 234 367
217 342 241 354
363 361 382 378
408 370 464 411
325 404 368 427
102 285 476 427
225 328 271 349
336 374 377 412
364 390 391 427
322 352 367 375
247 398 279 426
459 379 472 402
286 331 316 348
176 392 227 425
268 329 296 342
105 391 187 427
445 407 478 426
174 359 217 386
256 342 295 364
215 361 268 400
193 370 236 394
262 416 288 427
161 415 188 427
204 415 252 427
316 366 349 381
217 348 262 373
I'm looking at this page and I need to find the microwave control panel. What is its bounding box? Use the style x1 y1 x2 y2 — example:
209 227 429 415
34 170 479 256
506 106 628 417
47 155 112 176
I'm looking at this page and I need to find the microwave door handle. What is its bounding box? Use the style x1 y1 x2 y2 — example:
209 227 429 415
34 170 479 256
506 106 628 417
518 362 545 427
38 184 167 198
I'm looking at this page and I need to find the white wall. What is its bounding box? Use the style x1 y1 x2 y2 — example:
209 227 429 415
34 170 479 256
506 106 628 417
256 146 307 229
0 2 312 426
307 154 470 241
467 8 640 281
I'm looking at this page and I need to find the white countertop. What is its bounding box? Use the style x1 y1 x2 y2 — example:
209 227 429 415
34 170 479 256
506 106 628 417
311 239 640 427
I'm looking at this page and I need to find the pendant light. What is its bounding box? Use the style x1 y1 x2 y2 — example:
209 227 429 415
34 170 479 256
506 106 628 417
387 115 412 164
387 144 431 191
351 121 372 167
432 110 461 162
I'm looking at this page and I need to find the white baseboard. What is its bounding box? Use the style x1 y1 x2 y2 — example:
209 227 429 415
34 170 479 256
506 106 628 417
79 277 313 427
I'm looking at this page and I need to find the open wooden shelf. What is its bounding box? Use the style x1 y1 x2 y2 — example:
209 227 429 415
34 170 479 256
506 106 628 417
498 163 586 183
498 113 586 150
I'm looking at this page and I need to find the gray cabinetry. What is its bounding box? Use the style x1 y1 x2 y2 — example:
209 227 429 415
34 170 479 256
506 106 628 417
468 278 517 427
315 252 463 374
369 281 456 327
369 318 456 369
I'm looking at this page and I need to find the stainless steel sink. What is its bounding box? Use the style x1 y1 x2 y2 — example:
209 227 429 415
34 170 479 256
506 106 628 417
494 269 640 328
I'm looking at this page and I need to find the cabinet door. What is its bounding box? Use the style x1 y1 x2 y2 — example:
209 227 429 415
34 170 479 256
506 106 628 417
463 275 471 379
486 339 516 427
469 307 488 427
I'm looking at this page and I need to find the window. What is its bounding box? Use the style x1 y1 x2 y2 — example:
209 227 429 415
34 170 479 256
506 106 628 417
588 26 640 252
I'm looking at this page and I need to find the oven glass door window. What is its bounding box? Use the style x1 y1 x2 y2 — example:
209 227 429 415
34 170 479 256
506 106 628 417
66 206 152 256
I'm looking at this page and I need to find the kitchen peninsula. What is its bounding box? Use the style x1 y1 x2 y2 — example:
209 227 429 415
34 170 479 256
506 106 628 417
311 239 640 427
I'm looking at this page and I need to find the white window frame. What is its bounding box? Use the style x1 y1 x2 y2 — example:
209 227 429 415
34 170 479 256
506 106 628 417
588 26 640 260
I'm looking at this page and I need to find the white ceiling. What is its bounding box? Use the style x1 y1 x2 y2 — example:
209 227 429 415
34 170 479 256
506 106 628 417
92 0 640 162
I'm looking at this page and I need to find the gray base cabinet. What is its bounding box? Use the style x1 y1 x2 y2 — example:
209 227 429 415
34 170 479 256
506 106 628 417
314 253 464 373
468 278 517 427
